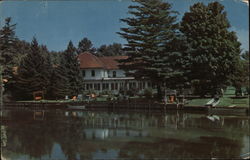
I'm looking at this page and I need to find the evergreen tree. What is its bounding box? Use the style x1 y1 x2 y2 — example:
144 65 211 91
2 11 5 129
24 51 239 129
14 40 31 66
0 17 18 81
180 2 242 96
77 37 96 54
63 41 83 97
15 38 50 99
48 56 70 99
117 0 180 98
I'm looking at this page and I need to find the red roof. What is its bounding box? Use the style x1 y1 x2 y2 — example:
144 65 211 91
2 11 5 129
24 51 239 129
78 52 128 70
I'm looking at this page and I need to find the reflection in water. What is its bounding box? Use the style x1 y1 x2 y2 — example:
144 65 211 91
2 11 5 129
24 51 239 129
1 110 249 160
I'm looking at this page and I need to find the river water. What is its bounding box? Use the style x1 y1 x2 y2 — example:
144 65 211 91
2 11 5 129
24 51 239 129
1 110 249 160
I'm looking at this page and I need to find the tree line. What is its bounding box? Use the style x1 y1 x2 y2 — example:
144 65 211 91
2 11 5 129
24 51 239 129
0 0 249 100
0 17 125 100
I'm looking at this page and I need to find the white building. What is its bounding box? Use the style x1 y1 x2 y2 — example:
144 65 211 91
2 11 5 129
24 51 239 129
78 52 151 94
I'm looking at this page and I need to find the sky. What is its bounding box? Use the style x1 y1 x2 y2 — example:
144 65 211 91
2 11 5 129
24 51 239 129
0 0 249 52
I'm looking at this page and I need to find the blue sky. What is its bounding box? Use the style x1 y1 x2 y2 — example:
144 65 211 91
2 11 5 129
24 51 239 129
0 0 249 52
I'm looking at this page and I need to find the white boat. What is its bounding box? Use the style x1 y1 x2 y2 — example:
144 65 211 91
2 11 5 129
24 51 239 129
67 105 86 110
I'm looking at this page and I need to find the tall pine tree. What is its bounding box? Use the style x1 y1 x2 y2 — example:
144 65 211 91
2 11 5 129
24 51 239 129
15 38 50 99
117 0 181 98
180 2 242 96
0 17 18 86
47 55 70 99
63 41 83 97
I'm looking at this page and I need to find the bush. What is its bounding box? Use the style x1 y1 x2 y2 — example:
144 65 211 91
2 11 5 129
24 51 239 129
144 88 153 99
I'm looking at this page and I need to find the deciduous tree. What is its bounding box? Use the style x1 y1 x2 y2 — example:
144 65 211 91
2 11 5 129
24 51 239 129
77 37 96 54
97 43 125 56
180 2 241 96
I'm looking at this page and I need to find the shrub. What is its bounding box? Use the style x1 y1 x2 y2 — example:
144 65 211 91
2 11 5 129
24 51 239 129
144 88 153 99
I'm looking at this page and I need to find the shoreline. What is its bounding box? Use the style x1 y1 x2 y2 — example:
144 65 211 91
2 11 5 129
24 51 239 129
1 101 249 115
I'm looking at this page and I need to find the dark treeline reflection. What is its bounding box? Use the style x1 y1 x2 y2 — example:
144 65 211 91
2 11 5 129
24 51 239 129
2 110 249 160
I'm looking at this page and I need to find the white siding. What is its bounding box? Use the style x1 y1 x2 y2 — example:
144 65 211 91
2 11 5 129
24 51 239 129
107 69 125 78
83 69 126 79
83 69 105 80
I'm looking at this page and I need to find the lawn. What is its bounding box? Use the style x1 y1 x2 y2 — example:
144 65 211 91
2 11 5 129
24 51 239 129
186 86 249 107
186 98 211 106
218 96 249 107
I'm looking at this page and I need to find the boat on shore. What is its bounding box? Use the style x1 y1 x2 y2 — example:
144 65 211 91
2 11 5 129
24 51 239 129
67 105 86 110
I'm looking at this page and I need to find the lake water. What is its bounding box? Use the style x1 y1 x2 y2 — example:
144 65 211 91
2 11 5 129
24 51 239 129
1 110 249 160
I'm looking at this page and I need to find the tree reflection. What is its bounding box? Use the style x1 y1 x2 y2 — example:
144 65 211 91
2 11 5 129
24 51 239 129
2 110 248 160
6 122 54 159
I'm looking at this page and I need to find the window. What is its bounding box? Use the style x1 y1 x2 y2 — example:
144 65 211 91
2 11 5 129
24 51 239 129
94 84 98 90
113 71 116 77
106 83 109 90
102 83 106 90
82 70 85 77
91 70 95 77
107 70 110 77
142 82 145 89
89 84 93 89
102 83 109 90
115 83 118 90
94 84 100 90
129 82 133 89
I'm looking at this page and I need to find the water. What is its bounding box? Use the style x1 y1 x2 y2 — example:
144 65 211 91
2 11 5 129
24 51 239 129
1 110 249 160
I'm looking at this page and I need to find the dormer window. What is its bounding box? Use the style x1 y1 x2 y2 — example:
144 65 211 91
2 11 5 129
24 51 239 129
82 70 85 77
91 70 95 77
113 71 116 77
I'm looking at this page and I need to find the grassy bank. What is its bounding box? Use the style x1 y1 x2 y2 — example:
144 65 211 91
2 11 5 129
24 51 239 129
186 87 249 107
15 87 249 108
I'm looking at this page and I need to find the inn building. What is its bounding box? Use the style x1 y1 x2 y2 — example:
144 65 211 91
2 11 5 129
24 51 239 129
78 52 151 94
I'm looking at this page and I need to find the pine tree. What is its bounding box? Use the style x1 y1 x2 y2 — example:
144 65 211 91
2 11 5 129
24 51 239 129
180 2 242 96
117 0 181 98
77 37 96 54
48 56 70 99
15 38 50 99
63 41 83 97
0 17 18 81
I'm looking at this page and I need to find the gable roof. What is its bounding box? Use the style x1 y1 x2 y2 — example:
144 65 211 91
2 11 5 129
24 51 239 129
78 52 128 70
78 52 104 69
99 56 128 70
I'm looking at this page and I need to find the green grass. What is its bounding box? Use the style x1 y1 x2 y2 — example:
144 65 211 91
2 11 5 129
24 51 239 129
187 98 211 106
218 86 249 107
96 97 108 102
186 96 249 107
224 86 236 95
218 97 249 107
